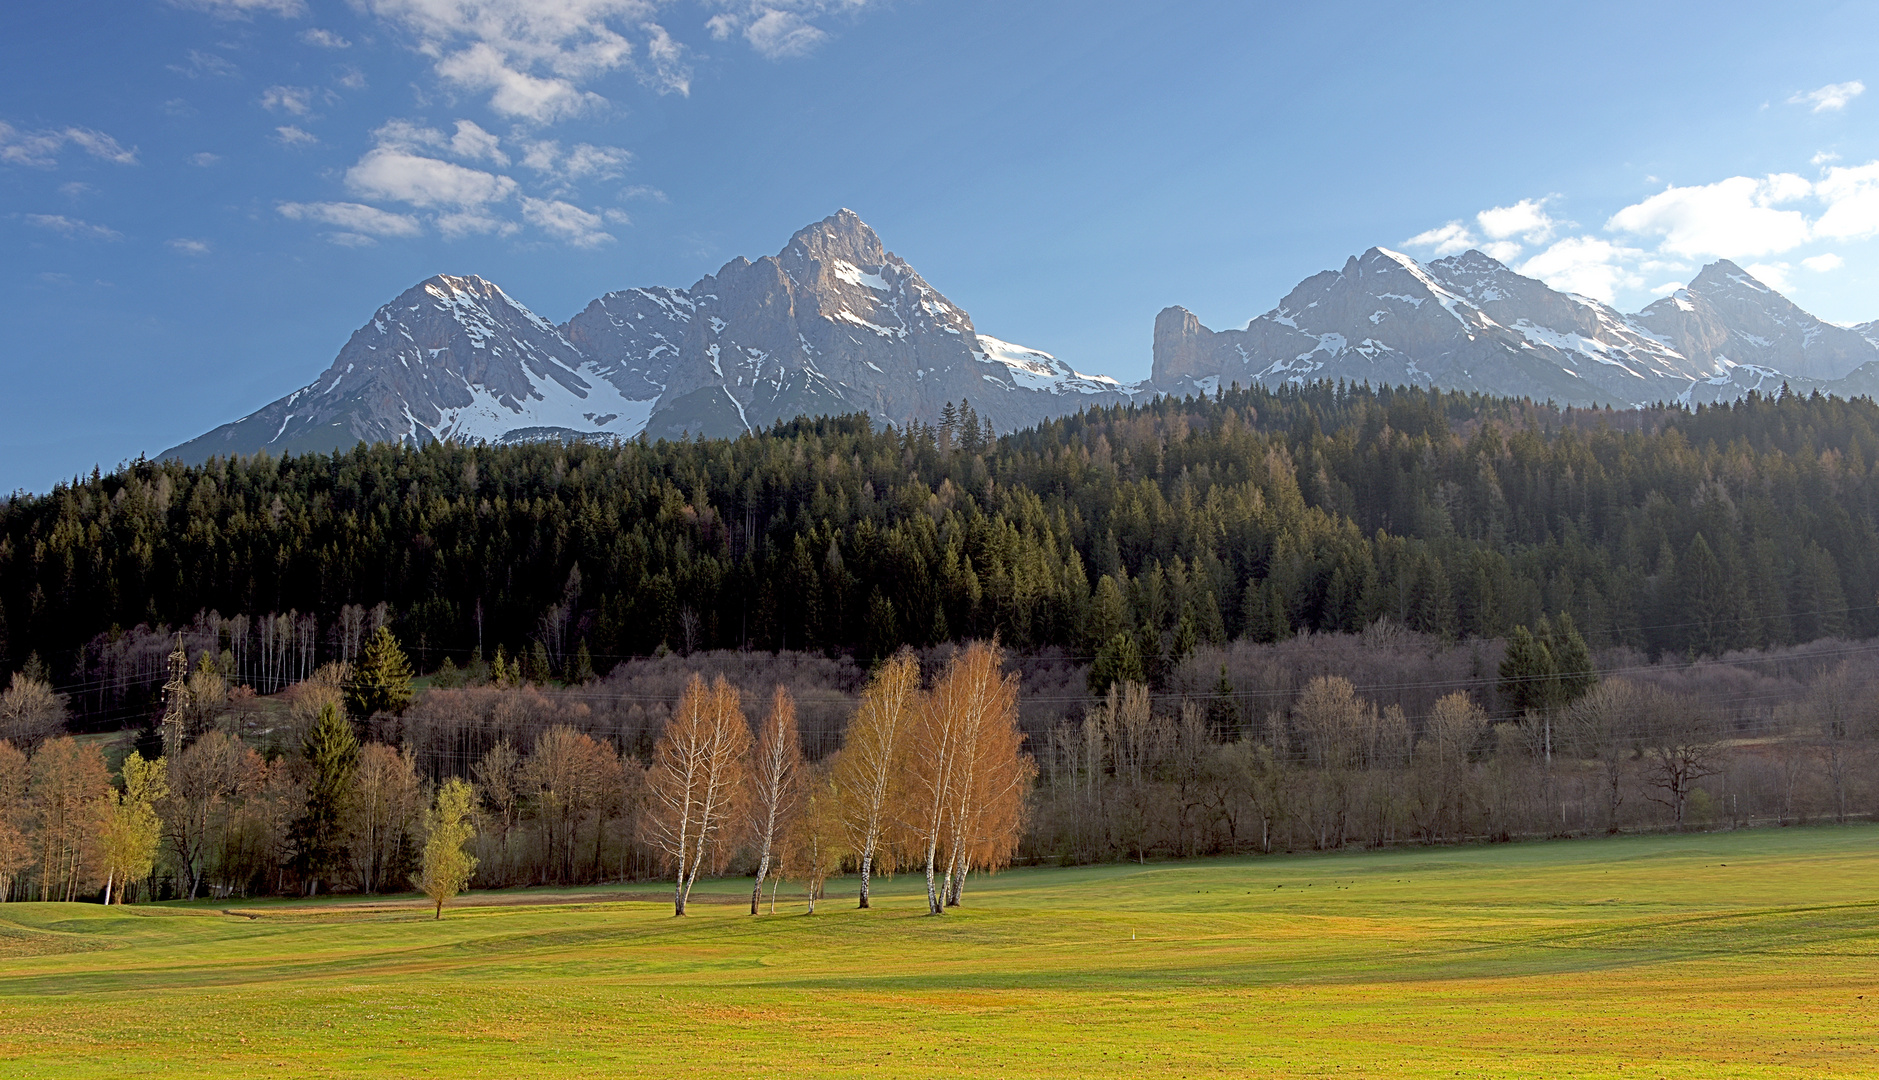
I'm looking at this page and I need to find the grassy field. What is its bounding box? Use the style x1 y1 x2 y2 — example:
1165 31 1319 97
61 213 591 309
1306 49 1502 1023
2 826 1876 1078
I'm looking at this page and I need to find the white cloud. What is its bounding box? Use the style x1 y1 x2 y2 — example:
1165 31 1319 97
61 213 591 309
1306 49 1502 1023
261 85 317 116
189 151 221 166
449 119 508 164
618 183 666 202
1476 197 1557 243
361 0 691 121
1606 175 1813 259
520 138 632 184
371 118 510 165
1802 252 1844 272
345 147 517 208
1744 262 1794 293
274 125 319 145
168 238 213 255
24 214 122 241
1813 162 1879 240
705 1 861 59
436 209 520 238
521 195 612 245
278 200 424 237
435 43 603 122
1789 80 1865 113
1517 236 1645 302
1404 220 1474 257
169 0 307 15
1480 241 1523 263
0 122 138 167
743 10 827 57
1813 150 1841 166
168 49 239 79
337 67 368 91
300 28 351 48
59 181 92 199
1649 281 1686 296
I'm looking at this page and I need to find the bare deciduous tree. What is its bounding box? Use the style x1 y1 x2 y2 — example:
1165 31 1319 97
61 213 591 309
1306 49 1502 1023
832 649 918 909
646 674 750 916
160 731 264 899
745 687 803 915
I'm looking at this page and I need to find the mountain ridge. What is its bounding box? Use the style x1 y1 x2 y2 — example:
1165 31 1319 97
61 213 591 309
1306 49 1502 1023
161 217 1879 465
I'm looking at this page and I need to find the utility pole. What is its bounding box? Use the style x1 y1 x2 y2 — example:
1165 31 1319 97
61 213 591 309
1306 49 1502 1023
160 634 191 757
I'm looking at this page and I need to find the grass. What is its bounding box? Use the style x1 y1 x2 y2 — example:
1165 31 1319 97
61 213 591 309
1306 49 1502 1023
2 826 1877 1078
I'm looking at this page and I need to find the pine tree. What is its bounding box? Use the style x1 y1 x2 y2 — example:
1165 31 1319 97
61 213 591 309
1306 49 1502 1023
345 626 414 718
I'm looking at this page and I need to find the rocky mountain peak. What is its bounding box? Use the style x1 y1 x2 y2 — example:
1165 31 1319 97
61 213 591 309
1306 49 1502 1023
1688 259 1771 295
782 208 889 270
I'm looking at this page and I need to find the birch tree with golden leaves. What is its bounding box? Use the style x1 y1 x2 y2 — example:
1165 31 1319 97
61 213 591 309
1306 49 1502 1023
745 687 803 915
940 644 1027 907
832 648 918 909
781 764 847 914
647 674 750 916
907 641 1021 914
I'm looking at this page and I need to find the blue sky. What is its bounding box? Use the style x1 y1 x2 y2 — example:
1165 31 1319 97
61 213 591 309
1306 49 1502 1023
4 0 1878 493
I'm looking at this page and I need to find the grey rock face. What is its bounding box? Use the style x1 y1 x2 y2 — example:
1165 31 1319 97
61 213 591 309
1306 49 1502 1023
1632 260 1876 383
631 209 1136 439
162 212 1135 462
1151 249 1879 408
163 275 655 464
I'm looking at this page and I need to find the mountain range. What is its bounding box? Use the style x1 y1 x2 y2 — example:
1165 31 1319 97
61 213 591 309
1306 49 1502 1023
162 212 1879 464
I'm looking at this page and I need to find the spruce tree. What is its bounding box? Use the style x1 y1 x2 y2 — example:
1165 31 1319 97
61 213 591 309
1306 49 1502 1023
524 641 552 684
296 702 359 895
1089 632 1145 696
1498 624 1555 716
345 626 414 718
1547 612 1597 706
569 640 596 684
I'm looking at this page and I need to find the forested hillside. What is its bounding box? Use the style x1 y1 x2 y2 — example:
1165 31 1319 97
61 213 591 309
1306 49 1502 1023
4 383 1878 726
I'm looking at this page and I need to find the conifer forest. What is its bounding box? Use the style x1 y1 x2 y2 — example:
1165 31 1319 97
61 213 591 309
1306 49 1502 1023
3 383 1879 901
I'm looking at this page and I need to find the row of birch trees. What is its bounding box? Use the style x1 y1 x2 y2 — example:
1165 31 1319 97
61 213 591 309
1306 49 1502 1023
648 640 1033 916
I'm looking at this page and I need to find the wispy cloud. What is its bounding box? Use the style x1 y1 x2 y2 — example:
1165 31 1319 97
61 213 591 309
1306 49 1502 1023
705 1 866 59
360 0 691 121
189 151 222 166
1789 80 1864 113
279 200 424 244
262 85 319 117
168 49 239 79
275 125 320 146
300 28 351 48
168 238 213 255
168 0 307 17
0 122 139 167
521 196 613 246
24 214 123 240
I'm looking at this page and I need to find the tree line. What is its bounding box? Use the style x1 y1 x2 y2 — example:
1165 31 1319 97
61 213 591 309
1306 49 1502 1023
8 383 1879 733
0 635 1033 915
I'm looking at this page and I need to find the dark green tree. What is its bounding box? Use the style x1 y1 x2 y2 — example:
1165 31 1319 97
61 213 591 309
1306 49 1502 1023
296 702 359 895
1498 624 1555 716
1089 632 1145 696
568 640 596 684
345 626 414 718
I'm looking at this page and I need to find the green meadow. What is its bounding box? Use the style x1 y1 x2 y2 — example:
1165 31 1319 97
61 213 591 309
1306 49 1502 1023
3 826 1877 1078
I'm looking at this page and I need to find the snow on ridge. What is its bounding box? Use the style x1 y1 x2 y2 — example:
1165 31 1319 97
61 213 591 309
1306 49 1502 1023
830 260 890 292
974 334 1132 395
